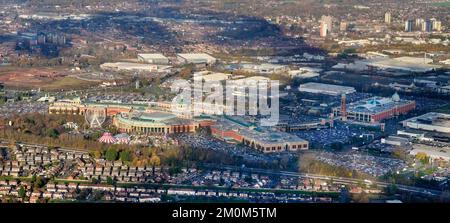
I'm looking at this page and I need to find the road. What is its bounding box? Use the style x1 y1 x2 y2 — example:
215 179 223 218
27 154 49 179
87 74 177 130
203 164 448 199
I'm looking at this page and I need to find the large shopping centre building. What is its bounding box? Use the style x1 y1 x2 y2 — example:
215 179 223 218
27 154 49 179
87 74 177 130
48 98 309 153
48 98 212 134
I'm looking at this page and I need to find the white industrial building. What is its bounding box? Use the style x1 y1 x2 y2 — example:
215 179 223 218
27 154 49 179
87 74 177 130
240 63 289 74
100 62 170 73
137 53 169 64
381 136 410 146
365 57 440 72
299 82 356 96
333 56 441 73
177 53 217 65
402 112 450 134
288 67 322 79
193 71 232 82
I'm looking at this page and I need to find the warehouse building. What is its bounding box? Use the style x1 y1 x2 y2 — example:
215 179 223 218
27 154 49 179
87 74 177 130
193 71 232 82
299 82 356 96
365 57 441 73
239 63 289 74
100 62 170 73
137 53 169 64
177 53 217 65
402 112 450 134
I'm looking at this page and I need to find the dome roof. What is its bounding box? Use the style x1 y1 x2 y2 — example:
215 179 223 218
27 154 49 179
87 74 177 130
392 92 400 102
367 99 381 105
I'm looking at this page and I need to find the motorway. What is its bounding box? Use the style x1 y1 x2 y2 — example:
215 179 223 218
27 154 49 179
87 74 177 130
203 164 448 199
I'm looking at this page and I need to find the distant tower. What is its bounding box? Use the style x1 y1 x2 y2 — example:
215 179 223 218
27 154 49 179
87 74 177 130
320 15 333 37
320 22 328 37
340 94 347 121
384 12 392 24
321 15 333 31
415 18 424 28
433 20 442 32
135 80 140 89
404 19 414 32
422 19 433 32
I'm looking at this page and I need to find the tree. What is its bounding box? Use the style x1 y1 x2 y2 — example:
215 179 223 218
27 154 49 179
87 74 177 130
90 131 102 140
105 148 118 161
392 149 404 160
415 152 429 165
149 153 161 175
119 150 132 162
91 178 99 184
106 176 115 186
153 76 161 86
386 184 398 196
180 64 194 79
31 175 37 183
93 151 102 159
92 190 104 201
18 186 26 198
34 176 46 188
330 142 344 151
46 128 59 138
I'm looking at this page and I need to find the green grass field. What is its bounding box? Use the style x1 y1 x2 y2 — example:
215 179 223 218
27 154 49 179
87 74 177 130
432 2 450 7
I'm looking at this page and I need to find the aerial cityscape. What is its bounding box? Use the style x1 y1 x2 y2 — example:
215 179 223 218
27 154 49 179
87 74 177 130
0 0 449 205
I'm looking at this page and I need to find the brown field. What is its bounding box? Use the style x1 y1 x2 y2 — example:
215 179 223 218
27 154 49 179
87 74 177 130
0 67 99 91
41 76 100 91
0 67 67 88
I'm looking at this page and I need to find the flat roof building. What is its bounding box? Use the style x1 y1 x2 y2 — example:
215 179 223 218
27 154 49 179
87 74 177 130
299 82 356 96
365 57 440 73
100 62 171 73
288 67 322 79
240 63 289 74
402 112 450 134
210 117 308 153
193 71 232 82
333 57 442 73
177 53 217 65
137 53 169 64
